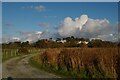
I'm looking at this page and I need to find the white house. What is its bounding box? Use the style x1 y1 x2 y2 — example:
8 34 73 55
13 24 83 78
77 41 89 44
57 40 66 43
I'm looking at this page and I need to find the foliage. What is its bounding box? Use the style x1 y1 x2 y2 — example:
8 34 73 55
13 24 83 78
2 36 118 49
17 47 30 55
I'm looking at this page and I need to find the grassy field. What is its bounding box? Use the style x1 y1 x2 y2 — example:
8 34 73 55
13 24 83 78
2 49 19 62
30 48 120 78
2 48 41 62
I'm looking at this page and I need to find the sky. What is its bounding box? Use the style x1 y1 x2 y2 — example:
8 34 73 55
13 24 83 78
2 2 118 43
0 1 2 43
2 0 120 2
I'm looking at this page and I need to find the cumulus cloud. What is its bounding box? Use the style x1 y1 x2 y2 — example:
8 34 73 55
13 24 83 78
97 34 118 41
2 37 20 43
3 14 118 43
58 15 88 37
58 14 118 41
18 31 42 42
2 30 58 43
83 18 110 33
17 30 53 43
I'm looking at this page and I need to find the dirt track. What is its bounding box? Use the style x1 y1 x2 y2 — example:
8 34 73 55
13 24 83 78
2 54 60 78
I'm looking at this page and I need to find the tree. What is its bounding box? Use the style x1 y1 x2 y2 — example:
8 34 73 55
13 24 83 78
56 38 61 41
88 39 103 48
17 47 30 55
21 41 30 47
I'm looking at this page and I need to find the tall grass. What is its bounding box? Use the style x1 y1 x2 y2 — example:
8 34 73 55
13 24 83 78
31 48 119 78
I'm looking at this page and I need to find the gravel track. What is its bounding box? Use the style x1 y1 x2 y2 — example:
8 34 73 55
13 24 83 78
2 54 60 78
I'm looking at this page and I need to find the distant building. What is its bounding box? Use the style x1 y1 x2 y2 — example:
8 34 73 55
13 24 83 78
57 40 66 43
77 41 89 44
90 38 102 41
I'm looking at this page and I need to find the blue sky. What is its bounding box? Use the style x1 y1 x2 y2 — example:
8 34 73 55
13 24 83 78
2 2 118 42
2 0 120 2
0 1 2 43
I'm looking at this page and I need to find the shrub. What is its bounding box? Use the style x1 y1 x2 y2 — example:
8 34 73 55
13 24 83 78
17 47 30 55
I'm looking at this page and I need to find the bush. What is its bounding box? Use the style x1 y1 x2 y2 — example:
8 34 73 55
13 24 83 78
17 47 30 55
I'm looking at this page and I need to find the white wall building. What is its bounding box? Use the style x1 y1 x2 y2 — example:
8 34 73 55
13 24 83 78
77 41 89 44
57 40 66 43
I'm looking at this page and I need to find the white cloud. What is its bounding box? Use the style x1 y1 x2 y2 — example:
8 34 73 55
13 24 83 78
97 34 118 41
58 15 88 37
12 37 20 41
83 18 109 33
2 37 21 43
18 30 53 43
58 14 117 41
3 14 118 43
34 5 45 12
17 15 117 42
35 31 42 35
21 5 45 12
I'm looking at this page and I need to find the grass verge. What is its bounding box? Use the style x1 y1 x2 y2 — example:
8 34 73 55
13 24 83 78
29 57 94 78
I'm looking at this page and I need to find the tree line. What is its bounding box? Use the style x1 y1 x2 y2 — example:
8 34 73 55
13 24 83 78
2 36 119 49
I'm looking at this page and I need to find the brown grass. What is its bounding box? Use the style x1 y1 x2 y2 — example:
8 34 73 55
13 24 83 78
32 48 119 78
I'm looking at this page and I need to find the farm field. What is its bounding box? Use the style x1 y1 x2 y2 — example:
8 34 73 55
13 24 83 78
30 48 120 78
